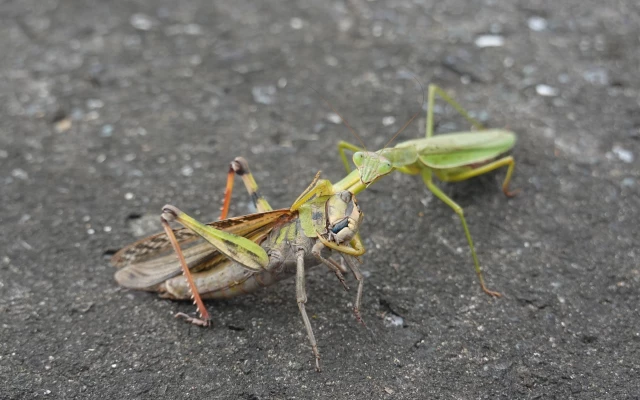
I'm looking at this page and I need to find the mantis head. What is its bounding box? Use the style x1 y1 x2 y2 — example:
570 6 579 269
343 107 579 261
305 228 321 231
353 151 393 186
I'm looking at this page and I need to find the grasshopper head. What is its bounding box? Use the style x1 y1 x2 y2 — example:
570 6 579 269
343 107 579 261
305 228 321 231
353 151 393 186
325 191 363 244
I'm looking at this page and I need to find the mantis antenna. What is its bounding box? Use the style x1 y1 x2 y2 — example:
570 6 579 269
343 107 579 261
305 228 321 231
382 74 426 148
307 85 368 151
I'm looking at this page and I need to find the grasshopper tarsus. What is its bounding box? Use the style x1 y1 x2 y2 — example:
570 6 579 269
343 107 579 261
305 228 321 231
354 308 366 327
503 187 522 198
175 312 212 327
483 288 502 298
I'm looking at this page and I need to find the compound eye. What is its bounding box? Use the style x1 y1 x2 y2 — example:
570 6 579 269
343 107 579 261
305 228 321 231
379 161 392 175
330 218 349 234
353 152 364 167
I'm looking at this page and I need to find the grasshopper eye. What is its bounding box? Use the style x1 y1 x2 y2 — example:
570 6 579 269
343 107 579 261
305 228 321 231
353 152 364 167
330 218 349 234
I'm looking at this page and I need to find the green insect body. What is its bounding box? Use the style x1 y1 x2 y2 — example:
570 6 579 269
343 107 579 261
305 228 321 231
301 84 520 297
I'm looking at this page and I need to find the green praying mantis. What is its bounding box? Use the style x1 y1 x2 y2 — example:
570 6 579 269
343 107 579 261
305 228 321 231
296 83 519 297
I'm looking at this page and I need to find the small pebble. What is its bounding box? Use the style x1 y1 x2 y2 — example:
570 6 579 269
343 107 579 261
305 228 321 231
621 178 635 188
290 18 303 30
528 16 548 32
325 55 339 67
54 119 72 133
130 14 153 31
183 24 202 35
383 313 404 327
535 84 559 97
583 68 609 86
251 86 277 105
181 165 194 177
475 35 505 48
326 113 342 124
11 168 29 180
100 125 113 137
382 116 396 126
612 145 633 163
87 99 104 109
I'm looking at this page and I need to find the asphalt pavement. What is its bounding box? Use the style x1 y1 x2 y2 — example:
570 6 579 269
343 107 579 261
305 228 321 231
1 0 639 398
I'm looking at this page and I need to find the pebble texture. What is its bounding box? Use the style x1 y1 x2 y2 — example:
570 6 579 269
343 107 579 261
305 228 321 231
1 0 639 398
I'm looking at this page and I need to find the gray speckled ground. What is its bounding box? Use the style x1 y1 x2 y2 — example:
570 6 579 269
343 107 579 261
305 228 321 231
1 1 639 399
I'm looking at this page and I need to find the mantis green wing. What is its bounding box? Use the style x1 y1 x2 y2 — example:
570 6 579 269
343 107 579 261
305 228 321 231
403 130 516 169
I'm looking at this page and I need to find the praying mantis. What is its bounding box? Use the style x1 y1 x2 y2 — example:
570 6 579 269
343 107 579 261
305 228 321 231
303 83 519 297
112 158 366 371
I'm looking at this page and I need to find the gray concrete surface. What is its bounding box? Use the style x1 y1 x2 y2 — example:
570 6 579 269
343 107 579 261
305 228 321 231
1 0 639 398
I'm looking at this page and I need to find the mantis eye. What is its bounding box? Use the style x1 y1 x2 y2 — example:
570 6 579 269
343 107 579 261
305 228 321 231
378 161 392 175
353 152 364 167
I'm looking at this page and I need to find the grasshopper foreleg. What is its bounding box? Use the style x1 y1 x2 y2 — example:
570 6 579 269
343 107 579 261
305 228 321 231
310 241 349 291
342 255 366 326
295 248 321 372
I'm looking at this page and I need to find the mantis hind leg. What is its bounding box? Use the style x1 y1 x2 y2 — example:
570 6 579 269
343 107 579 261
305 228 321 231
220 157 273 219
434 156 520 197
421 169 501 297
426 84 485 138
337 140 365 173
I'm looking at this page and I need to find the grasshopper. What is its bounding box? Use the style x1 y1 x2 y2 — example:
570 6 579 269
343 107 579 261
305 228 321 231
112 158 365 371
299 84 518 297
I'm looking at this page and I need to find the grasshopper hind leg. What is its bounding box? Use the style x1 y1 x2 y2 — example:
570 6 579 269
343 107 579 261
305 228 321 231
160 211 212 326
220 157 273 219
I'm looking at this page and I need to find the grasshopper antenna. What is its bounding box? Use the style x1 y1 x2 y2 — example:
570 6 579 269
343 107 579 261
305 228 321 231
383 74 426 148
307 85 368 151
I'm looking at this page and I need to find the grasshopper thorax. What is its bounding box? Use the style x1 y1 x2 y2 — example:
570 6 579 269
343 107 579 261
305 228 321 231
353 151 393 186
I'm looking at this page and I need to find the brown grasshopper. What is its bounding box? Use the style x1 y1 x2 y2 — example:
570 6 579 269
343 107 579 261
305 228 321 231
112 158 366 371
